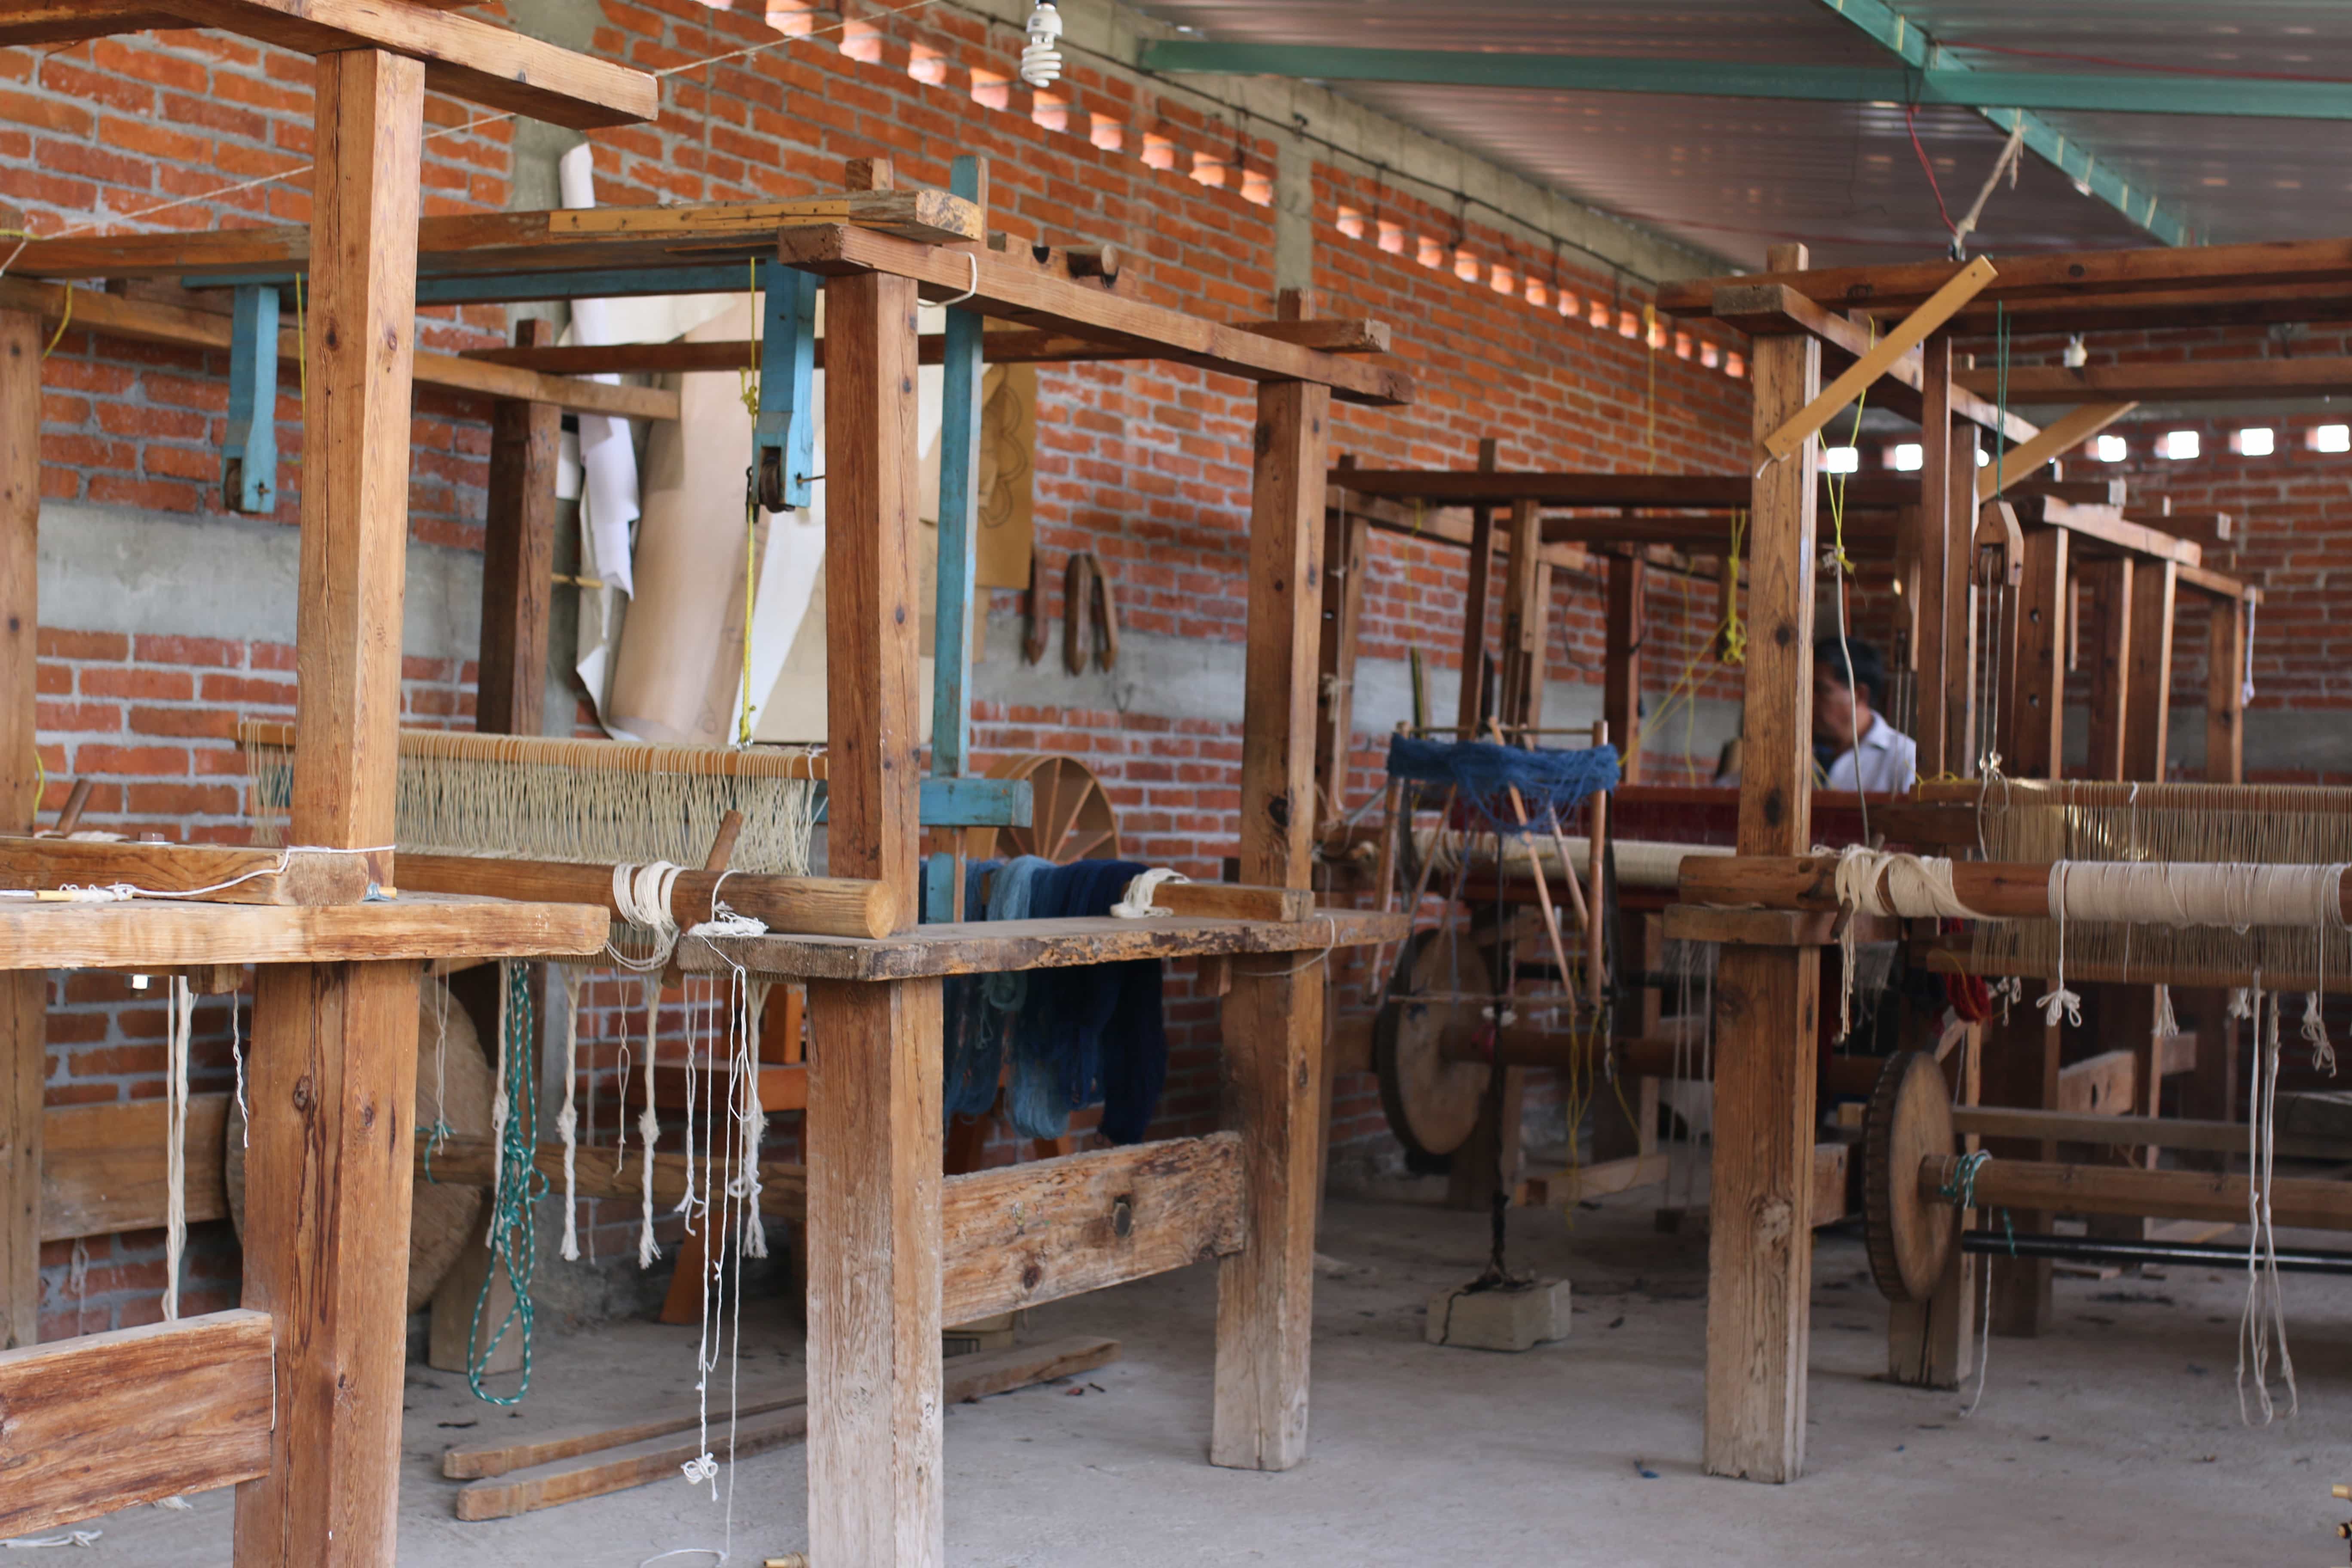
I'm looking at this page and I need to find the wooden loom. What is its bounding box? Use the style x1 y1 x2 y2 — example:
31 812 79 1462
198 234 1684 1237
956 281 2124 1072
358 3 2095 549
1652 233 2352 1482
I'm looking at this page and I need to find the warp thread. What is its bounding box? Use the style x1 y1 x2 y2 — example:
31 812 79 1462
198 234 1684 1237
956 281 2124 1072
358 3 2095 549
162 977 193 1323
1828 848 1995 1038
2239 983 2300 1426
557 966 583 1262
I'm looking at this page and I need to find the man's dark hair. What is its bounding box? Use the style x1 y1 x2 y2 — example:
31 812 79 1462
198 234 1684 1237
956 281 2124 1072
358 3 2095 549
1815 635 1887 710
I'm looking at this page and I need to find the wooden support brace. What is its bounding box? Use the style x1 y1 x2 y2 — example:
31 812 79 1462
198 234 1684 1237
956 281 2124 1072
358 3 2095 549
1758 256 1996 466
1978 403 2139 500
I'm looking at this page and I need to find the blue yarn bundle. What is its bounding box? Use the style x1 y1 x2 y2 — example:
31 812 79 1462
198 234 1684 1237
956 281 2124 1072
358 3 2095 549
922 854 1167 1145
1384 733 1620 835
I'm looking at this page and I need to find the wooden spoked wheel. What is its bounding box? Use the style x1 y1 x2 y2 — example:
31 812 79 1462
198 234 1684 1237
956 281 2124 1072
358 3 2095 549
1375 928 1497 1162
227 979 492 1313
968 752 1123 863
1862 1050 1959 1304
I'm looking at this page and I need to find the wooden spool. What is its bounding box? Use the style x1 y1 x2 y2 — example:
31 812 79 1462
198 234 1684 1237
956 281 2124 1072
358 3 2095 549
1862 1050 1958 1304
226 980 493 1313
1374 929 1496 1162
969 752 1122 863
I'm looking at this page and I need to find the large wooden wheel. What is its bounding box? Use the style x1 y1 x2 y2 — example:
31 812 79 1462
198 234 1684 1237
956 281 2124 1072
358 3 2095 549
1375 928 1497 1162
227 979 493 1313
968 752 1122 862
1862 1050 1959 1304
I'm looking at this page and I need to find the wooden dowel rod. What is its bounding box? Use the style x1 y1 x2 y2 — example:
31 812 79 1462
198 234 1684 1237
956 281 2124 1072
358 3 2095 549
394 853 897 939
1682 854 2352 924
420 1135 807 1216
1951 1105 2352 1161
1923 1153 2352 1231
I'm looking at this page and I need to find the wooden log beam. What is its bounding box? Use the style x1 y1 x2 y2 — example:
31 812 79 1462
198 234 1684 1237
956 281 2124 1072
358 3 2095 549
476 316 558 737
1705 243 1822 1485
392 853 896 939
0 0 655 129
0 304 38 1349
1957 355 2352 402
0 834 380 905
2123 557 2177 783
0 1310 276 1539
1681 853 2352 922
1952 1103 2352 1159
1925 1154 2352 1231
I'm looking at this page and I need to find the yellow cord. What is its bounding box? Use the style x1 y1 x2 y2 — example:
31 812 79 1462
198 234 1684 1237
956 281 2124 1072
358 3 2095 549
1821 320 1877 581
737 258 761 421
40 283 71 359
738 259 762 748
1719 509 1748 668
1642 304 1659 474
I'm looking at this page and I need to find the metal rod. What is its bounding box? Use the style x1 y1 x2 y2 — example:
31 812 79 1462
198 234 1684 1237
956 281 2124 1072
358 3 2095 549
1959 1230 2352 1276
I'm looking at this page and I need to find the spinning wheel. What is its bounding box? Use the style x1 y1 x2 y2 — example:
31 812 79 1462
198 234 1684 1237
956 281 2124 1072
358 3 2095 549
969 752 1123 862
1375 929 1498 1162
1862 1050 1959 1304
227 979 493 1313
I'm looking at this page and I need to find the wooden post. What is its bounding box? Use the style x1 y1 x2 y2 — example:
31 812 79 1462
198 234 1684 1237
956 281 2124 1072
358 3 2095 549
2122 557 2177 783
2082 558 2132 781
2003 529 2068 779
1943 423 1981 773
2206 592 2245 784
1604 553 1645 782
1313 502 1368 821
476 317 560 738
0 308 39 1350
234 49 427 1568
1452 437 1498 735
1911 335 1955 776
1497 497 1544 729
803 242 940 1564
1980 1010 2059 1336
1704 244 1821 1484
1212 287 1329 1474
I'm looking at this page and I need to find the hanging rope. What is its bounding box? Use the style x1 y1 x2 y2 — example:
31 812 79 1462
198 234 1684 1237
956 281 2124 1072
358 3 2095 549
467 960 542 1405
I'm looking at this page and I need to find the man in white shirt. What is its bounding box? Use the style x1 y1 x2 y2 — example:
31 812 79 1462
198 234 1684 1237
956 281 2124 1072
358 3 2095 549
1813 636 1917 795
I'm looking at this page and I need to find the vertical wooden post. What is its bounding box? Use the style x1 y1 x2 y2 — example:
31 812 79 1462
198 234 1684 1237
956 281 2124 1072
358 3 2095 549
2205 593 2246 784
1704 245 1821 1484
1605 553 1645 781
804 244 940 1564
1313 502 1368 818
1213 287 1329 1474
2082 558 2133 781
234 49 426 1568
1911 335 1955 776
476 317 560 738
1452 438 1498 734
1942 425 1980 773
2122 557 2177 783
1981 1010 2059 1336
930 155 987 785
1497 496 1544 728
0 308 40 1350
2003 529 2068 779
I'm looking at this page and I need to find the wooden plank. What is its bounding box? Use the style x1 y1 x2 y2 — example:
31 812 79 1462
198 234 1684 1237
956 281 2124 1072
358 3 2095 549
2004 527 2069 779
1949 1104 2352 1158
1661 905 1836 947
0 276 676 422
477 316 557 737
234 54 425 1568
1454 439 1499 735
1519 1150 1669 1207
1705 244 1822 1486
1911 337 1954 774
1978 404 2138 499
1214 287 1330 1477
2123 557 2177 782
1604 554 1646 782
12 0 661 129
2180 564 2256 602
0 304 37 1350
1497 497 1546 728
940 1134 1244 1322
1759 257 1997 465
1148 881 1314 923
2207 593 2246 784
451 1336 1119 1521
2082 558 2132 781
550 190 980 247
774 225 1412 407
0 1309 275 1539
1955 354 2352 403
1939 1155 2352 1231
41 1093 230 1243
0 892 601 969
2014 496 2199 566
2057 1049 2136 1115
0 835 376 905
394 854 894 940
1312 503 1369 823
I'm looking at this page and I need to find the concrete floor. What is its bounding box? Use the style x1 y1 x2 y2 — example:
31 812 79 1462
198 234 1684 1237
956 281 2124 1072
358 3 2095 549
46 1183 2352 1565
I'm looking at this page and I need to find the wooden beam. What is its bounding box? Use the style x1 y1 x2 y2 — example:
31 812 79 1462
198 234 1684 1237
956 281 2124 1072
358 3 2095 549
0 893 601 969
41 1095 228 1244
2207 593 2246 784
1911 335 1957 775
1314 500 1369 824
0 276 676 422
0 0 657 129
0 835 378 905
1604 554 1646 783
2003 527 2068 779
1214 287 1330 1476
1979 404 2138 500
2057 1048 2136 1116
1497 496 1545 727
775 225 1412 407
1758 257 1997 466
1932 1153 2352 1231
1705 243 1822 1485
0 306 37 1351
1957 355 2352 402
0 1309 276 1539
2012 496 2198 566
233 52 426 1568
2082 557 2132 782
1953 1104 2352 1159
1454 440 1499 735
477 316 558 738
394 854 895 939
2122 557 2177 782
941 1134 1245 1322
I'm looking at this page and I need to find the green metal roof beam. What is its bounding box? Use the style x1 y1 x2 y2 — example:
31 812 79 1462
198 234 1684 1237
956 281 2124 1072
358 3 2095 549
1137 42 2352 124
1815 0 2188 245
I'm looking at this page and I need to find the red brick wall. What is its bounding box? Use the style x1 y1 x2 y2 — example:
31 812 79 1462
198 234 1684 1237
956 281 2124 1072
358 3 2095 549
8 0 1767 1315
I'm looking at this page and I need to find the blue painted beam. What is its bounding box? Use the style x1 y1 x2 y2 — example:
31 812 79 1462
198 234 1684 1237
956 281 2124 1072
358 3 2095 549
811 777 1033 828
753 261 820 511
220 284 278 515
1138 42 2352 126
931 154 986 783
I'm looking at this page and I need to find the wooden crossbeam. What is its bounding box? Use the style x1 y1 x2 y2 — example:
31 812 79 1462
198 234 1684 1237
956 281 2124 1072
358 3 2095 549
1758 257 1999 466
0 892 605 969
1958 355 2352 402
1978 404 2138 499
1328 471 2109 511
0 0 655 129
0 1309 276 1539
776 224 1413 407
0 834 378 904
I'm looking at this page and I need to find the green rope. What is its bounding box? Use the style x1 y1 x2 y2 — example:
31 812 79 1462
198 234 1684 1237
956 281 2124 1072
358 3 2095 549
1938 1148 2016 1254
468 960 545 1405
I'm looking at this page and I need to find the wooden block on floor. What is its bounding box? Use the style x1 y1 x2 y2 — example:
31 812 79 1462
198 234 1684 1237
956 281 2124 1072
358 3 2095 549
1424 1278 1570 1352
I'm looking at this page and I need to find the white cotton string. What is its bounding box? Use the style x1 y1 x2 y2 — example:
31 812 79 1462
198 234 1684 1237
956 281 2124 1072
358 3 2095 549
608 860 686 971
162 977 193 1322
2238 983 2300 1425
637 974 662 1269
1110 867 1189 919
557 966 583 1262
2308 864 2346 1076
1832 848 1999 1040
2037 861 2083 1028
229 986 248 1150
2150 984 2178 1044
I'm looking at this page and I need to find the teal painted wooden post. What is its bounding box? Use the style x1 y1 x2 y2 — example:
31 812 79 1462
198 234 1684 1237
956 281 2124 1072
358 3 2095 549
931 154 986 783
222 283 279 514
754 261 820 511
